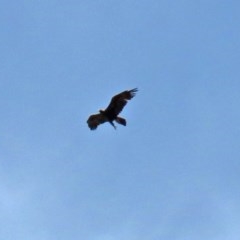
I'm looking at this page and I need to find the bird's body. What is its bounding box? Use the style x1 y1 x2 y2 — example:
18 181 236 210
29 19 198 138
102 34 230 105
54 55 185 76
87 88 138 130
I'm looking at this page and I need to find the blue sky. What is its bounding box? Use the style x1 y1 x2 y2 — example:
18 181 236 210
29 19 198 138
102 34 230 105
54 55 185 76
1 1 240 239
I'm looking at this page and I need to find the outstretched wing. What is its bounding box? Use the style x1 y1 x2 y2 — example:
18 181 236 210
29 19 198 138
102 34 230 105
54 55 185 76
87 113 108 130
105 88 138 116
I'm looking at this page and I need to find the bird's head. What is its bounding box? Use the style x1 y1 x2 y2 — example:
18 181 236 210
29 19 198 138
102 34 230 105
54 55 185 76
99 109 105 114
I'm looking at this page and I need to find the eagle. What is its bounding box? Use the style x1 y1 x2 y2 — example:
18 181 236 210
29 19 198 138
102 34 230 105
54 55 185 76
87 88 138 130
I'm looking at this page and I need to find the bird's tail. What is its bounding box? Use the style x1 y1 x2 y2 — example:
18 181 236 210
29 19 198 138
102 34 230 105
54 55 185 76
115 117 126 126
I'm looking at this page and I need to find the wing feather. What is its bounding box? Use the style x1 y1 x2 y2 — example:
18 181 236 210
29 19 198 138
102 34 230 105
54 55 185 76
87 113 107 130
105 88 138 116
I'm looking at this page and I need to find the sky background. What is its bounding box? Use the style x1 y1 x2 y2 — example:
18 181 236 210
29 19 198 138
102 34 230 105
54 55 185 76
1 0 240 239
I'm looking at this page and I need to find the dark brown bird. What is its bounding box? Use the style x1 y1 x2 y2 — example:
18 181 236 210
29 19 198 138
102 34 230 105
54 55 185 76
87 88 138 130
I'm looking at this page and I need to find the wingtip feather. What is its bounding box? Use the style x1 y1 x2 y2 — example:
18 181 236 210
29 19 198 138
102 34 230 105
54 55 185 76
129 88 138 98
131 88 138 92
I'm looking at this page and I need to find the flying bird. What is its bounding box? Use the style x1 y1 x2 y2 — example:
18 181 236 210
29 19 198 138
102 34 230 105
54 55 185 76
87 88 138 130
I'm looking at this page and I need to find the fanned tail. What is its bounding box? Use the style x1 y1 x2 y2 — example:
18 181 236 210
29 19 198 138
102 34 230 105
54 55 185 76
116 117 126 126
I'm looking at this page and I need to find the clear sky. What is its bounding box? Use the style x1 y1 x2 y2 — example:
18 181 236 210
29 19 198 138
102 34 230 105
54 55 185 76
1 1 240 239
